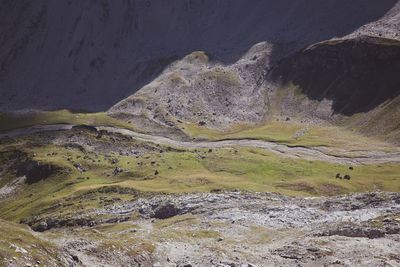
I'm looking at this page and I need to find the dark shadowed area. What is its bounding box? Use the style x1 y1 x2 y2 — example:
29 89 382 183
0 0 397 111
271 36 400 116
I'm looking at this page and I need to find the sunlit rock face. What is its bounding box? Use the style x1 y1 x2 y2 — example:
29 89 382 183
1 0 399 111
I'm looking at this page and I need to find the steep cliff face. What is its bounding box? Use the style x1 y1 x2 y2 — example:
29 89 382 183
270 36 400 140
271 36 400 116
0 0 399 111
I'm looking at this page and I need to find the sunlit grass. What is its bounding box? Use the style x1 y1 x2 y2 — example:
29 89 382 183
1 140 399 223
0 109 138 132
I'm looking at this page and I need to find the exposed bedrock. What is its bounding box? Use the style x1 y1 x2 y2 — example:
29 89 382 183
271 36 400 117
270 36 400 140
109 36 400 143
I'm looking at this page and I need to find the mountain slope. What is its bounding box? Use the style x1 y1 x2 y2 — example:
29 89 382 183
108 36 400 143
1 0 399 111
270 36 400 141
107 49 270 136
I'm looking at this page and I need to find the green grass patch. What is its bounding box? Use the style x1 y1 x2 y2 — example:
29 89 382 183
0 109 138 133
1 138 400 224
182 120 397 153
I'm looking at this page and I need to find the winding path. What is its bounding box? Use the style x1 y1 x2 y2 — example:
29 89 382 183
1 124 400 166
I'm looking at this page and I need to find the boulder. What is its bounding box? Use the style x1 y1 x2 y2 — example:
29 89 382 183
153 203 178 219
113 167 124 175
32 221 48 232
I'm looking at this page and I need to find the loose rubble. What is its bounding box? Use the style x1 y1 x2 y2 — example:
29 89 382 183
19 191 400 266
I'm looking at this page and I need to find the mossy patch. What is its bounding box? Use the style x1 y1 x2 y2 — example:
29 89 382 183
0 110 138 133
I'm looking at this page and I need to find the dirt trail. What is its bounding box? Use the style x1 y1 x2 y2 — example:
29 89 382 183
2 124 400 165
96 126 400 166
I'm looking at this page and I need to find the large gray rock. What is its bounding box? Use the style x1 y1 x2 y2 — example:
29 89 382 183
153 203 178 219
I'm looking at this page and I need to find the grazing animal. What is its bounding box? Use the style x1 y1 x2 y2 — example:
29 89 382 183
344 175 351 180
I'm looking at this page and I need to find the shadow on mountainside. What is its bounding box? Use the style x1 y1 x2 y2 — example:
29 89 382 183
270 36 400 116
0 0 398 111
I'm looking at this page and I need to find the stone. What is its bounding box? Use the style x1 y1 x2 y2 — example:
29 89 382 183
110 158 119 164
35 221 48 232
72 255 80 262
322 226 385 239
153 203 178 219
113 167 124 175
73 162 82 169
220 260 236 266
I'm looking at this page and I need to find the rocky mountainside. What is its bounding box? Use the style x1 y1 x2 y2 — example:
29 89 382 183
108 36 400 143
1 0 400 111
270 36 400 139
2 3 400 266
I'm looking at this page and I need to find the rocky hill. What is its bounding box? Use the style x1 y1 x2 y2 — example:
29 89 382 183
108 36 400 143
